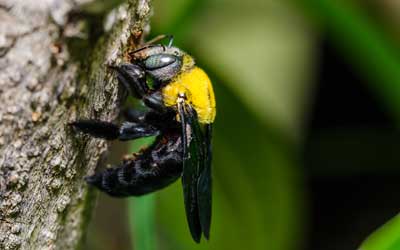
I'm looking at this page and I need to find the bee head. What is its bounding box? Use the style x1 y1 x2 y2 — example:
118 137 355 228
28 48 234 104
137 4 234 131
131 44 195 82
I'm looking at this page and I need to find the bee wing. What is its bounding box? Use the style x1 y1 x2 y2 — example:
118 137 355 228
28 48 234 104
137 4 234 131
197 123 212 239
178 102 208 243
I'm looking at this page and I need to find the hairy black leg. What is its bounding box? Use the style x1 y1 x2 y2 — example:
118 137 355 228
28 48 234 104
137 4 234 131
114 64 170 113
70 120 159 141
85 133 183 196
123 109 147 123
119 122 160 140
123 108 177 131
143 91 169 113
114 63 149 98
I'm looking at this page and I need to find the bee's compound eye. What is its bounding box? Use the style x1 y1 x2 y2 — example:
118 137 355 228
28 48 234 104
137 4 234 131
144 54 177 70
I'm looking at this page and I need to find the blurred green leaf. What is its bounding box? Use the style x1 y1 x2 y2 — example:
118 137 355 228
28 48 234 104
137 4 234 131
298 0 400 122
151 0 204 39
128 137 157 250
297 1 400 248
359 214 400 250
128 195 156 250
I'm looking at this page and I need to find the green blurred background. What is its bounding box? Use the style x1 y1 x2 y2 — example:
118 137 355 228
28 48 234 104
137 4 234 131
84 0 400 250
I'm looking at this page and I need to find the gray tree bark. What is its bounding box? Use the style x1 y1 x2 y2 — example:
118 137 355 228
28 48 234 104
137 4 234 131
0 0 151 249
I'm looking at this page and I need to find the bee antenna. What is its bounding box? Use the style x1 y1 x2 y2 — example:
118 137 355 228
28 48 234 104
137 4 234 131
167 35 174 47
130 34 174 55
131 44 160 55
144 34 174 47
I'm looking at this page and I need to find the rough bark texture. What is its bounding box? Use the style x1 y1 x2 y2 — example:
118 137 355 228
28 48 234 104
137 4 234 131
0 0 151 249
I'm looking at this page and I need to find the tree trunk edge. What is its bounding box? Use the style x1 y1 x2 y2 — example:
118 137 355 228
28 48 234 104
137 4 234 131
0 0 151 249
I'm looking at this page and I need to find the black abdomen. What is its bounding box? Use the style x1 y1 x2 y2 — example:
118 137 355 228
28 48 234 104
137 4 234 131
86 133 183 197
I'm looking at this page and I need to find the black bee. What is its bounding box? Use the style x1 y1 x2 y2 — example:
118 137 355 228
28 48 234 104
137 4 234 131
71 35 216 242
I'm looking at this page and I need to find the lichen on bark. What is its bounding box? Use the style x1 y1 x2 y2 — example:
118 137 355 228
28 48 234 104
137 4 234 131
0 0 151 249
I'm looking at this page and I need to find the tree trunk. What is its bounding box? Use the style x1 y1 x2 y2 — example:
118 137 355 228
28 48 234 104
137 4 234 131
0 0 150 249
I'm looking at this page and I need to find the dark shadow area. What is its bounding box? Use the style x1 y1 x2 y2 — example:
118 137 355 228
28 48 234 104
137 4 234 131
304 38 400 250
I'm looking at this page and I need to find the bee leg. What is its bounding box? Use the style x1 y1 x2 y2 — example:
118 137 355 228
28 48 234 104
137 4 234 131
70 120 159 141
123 108 177 133
114 63 149 98
86 134 183 196
143 91 169 113
118 121 160 140
114 64 169 112
123 109 147 123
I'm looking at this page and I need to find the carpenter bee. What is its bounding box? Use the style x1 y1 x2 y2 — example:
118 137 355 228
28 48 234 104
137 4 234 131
70 35 216 242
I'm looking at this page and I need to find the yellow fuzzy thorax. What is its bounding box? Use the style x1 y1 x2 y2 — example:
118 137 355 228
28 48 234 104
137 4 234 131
162 66 216 124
